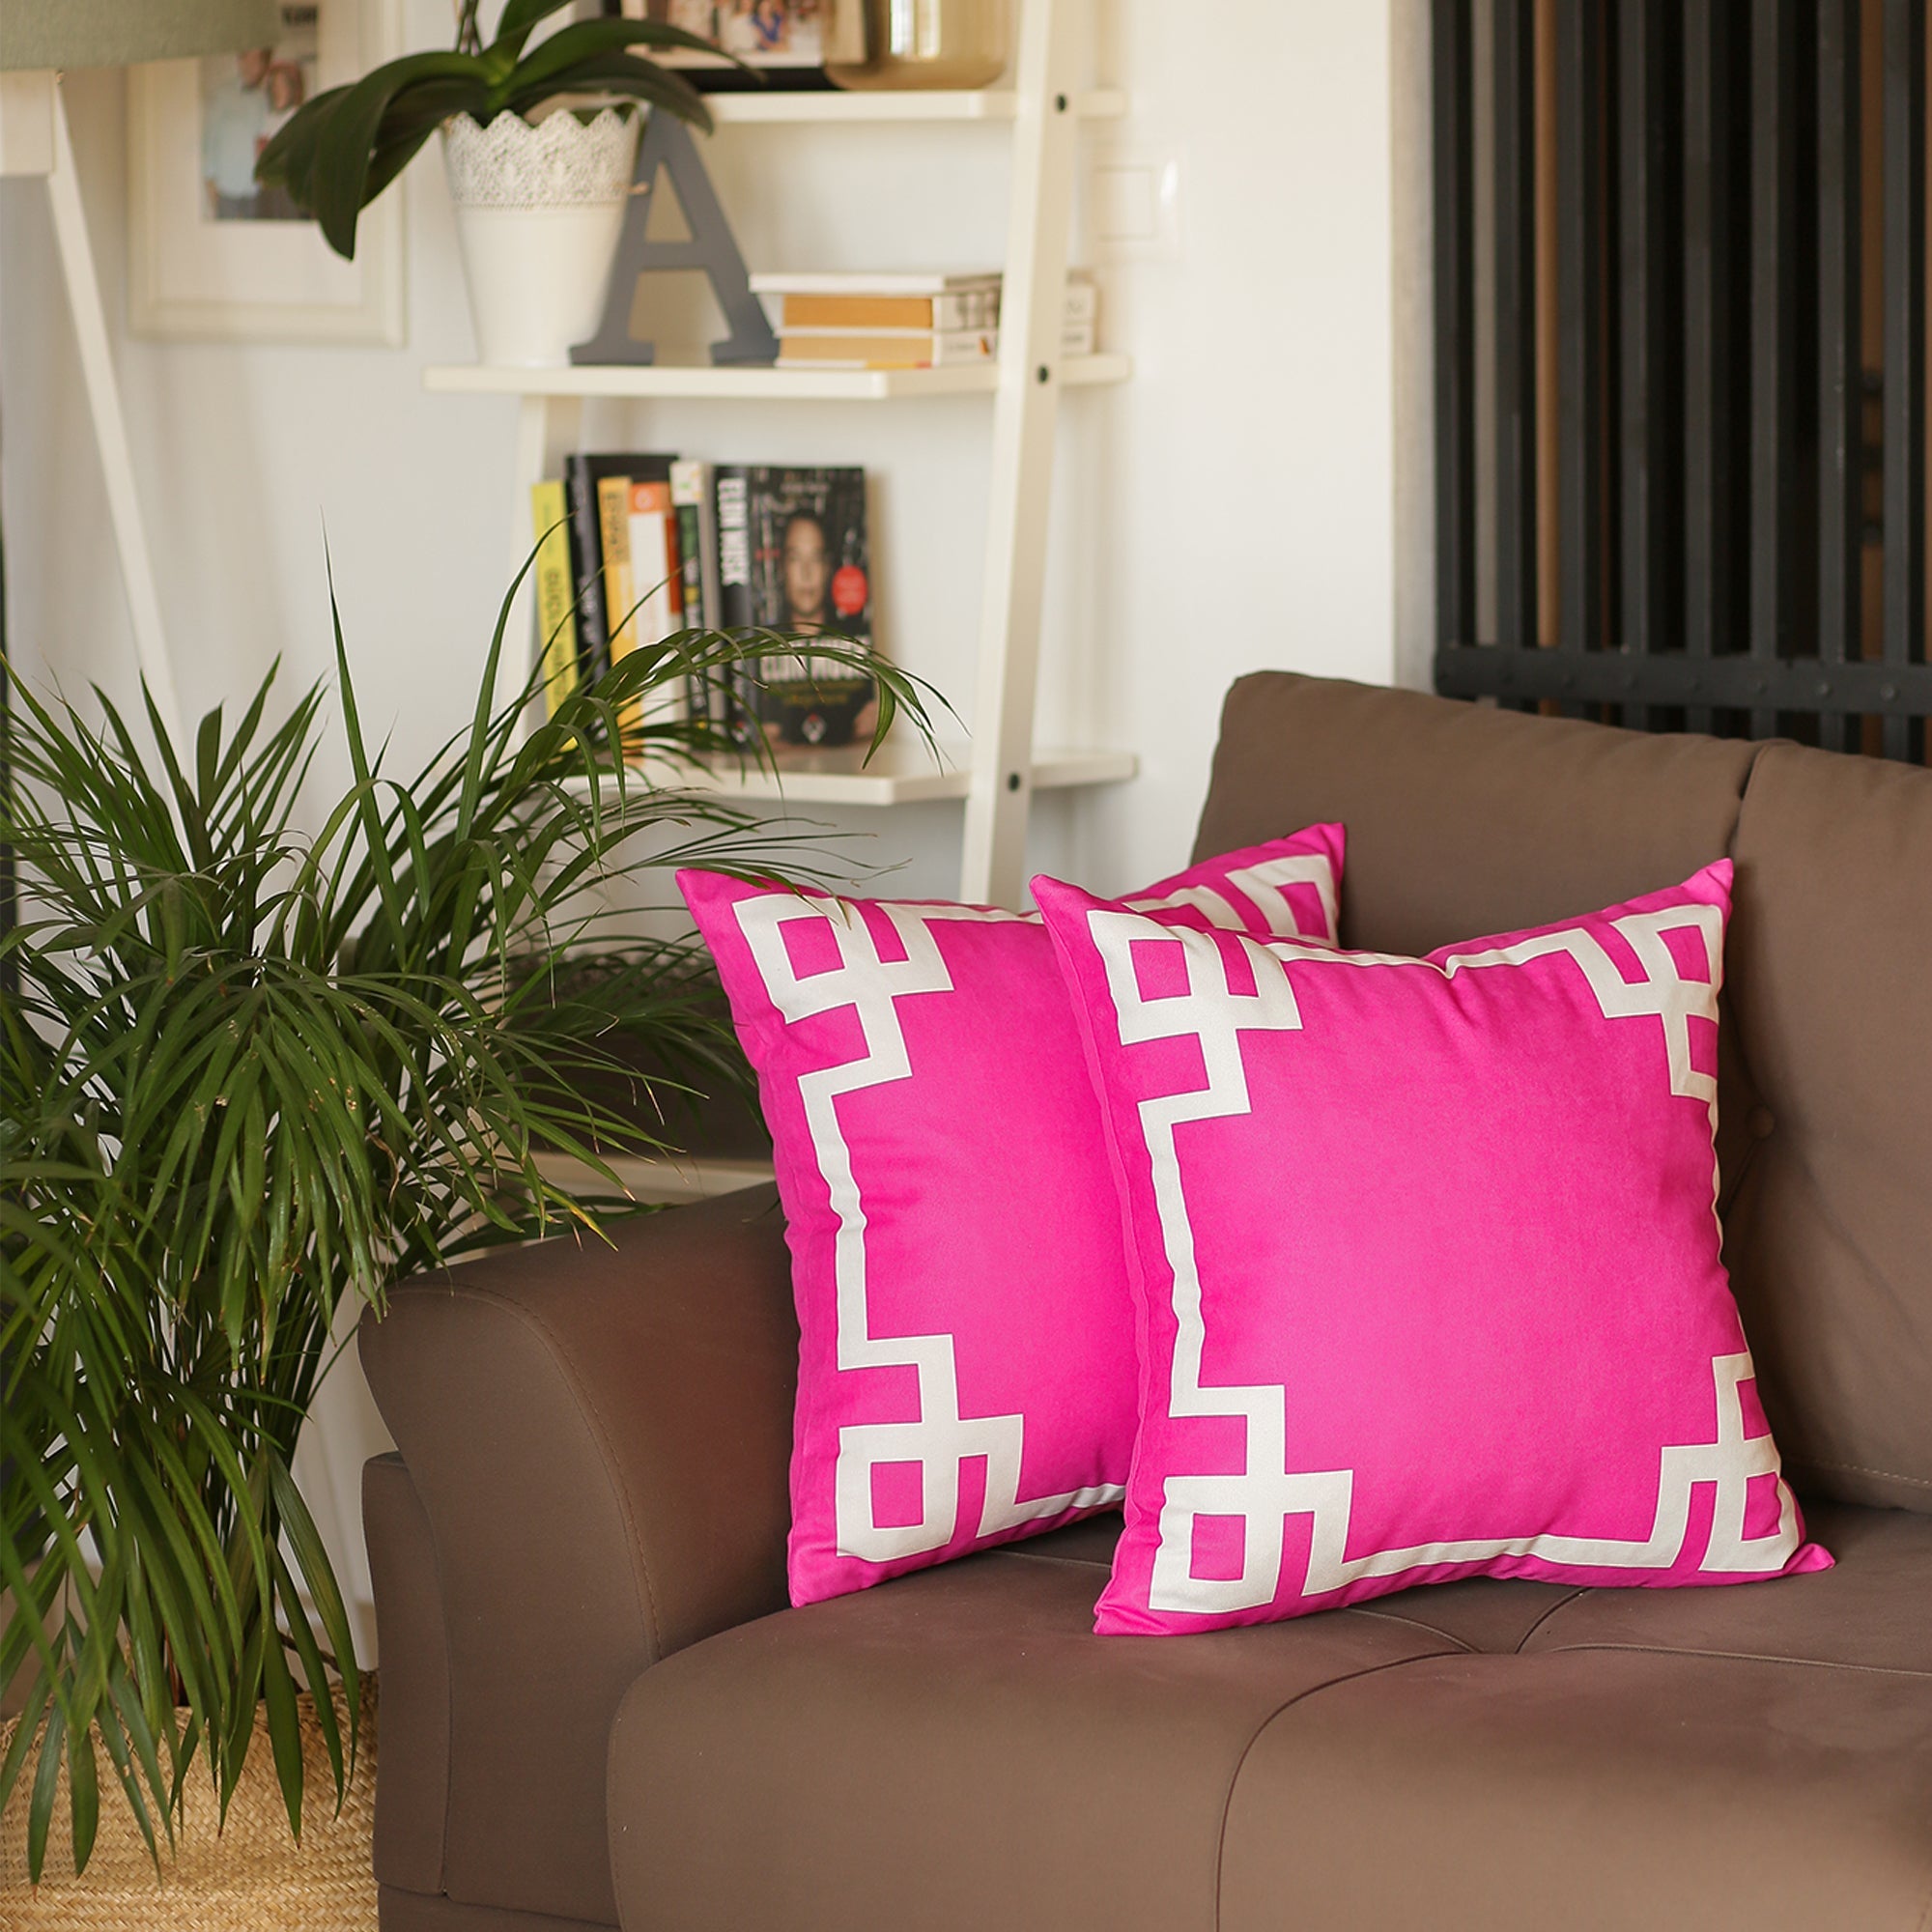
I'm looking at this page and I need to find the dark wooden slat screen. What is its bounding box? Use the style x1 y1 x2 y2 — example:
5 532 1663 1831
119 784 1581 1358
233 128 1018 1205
1555 1 1605 689
1679 0 1733 736
1618 0 1673 733
1433 0 1932 758
1432 0 1475 660
1747 0 1795 739
1492 0 1540 662
1816 0 1862 753
1883 0 1927 760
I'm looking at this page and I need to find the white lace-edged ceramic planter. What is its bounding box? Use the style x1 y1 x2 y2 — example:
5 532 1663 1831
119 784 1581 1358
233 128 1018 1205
442 106 640 368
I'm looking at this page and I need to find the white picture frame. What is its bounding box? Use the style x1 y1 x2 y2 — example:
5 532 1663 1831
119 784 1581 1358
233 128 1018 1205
127 0 407 346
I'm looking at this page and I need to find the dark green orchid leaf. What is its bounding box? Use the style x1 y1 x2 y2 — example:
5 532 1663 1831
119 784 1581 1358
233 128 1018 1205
250 2 727 258
494 18 723 116
500 49 713 130
311 51 485 257
492 0 577 62
252 81 351 199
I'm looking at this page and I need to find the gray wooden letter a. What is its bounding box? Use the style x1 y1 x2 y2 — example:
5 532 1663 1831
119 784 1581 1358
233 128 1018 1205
571 113 779 367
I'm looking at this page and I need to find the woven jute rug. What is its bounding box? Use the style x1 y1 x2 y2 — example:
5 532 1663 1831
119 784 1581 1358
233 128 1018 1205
0 1677 377 1931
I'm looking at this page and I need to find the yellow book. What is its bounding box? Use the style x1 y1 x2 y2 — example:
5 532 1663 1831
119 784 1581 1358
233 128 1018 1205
596 474 643 752
776 328 996 369
782 293 952 330
528 479 579 718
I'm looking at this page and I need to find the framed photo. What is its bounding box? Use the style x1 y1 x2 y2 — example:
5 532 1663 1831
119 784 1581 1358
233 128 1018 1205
128 0 406 345
623 1 834 90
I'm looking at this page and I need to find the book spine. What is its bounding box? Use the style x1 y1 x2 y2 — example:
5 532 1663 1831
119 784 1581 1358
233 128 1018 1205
675 500 707 724
597 476 635 652
627 477 686 732
1063 277 1098 326
529 479 579 719
669 458 711 728
714 466 753 628
597 475 642 753
777 328 998 368
563 454 611 684
932 288 998 331
774 283 1090 333
712 465 755 741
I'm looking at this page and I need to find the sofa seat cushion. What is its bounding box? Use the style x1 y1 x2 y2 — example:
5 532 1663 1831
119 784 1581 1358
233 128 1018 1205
609 1504 1932 1932
1221 1501 1932 1930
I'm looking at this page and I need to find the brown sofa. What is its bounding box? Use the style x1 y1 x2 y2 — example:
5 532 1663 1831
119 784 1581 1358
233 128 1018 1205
358 673 1932 1931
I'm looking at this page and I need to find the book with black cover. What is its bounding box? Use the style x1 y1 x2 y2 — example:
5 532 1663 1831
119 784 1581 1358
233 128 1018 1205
562 452 675 687
670 458 715 726
714 464 874 750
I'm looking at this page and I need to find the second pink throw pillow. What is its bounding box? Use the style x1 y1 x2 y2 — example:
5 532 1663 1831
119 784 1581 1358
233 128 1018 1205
681 828 1344 1607
1035 862 1830 1636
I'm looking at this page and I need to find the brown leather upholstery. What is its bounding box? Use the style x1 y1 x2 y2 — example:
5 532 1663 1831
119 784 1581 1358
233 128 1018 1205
374 1889 605 1932
1223 1499 1932 1930
1192 673 1759 955
1724 743 1932 1510
610 1504 1932 1931
363 1454 449 1900
609 1519 1553 1932
357 1186 796 1928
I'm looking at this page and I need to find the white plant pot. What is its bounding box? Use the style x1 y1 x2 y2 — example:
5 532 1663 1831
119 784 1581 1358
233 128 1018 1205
442 107 640 368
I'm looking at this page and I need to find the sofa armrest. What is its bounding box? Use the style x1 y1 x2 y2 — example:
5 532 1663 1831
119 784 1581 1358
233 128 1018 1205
356 1183 795 1928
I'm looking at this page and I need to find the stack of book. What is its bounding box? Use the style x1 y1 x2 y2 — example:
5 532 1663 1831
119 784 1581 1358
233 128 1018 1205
753 270 1099 370
530 455 878 755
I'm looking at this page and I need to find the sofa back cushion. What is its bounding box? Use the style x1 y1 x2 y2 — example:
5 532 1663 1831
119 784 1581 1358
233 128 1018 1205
1195 673 1932 1514
1194 674 1760 953
1723 743 1932 1511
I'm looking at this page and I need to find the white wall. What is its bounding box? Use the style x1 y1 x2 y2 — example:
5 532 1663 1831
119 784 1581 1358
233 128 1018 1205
0 0 1412 1659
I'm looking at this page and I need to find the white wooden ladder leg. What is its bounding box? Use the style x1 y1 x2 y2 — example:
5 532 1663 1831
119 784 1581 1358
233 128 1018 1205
41 74 186 749
957 0 1081 908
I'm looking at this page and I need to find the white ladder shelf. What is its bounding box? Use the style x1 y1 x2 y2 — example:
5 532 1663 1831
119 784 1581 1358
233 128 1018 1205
424 0 1132 909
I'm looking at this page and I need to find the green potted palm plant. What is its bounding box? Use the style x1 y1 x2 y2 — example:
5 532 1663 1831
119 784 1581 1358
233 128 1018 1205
257 0 727 364
0 577 931 1897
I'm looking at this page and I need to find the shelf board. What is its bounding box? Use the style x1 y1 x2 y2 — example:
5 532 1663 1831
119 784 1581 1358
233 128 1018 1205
571 743 1136 807
425 354 1129 402
534 1150 773 1206
700 87 1126 124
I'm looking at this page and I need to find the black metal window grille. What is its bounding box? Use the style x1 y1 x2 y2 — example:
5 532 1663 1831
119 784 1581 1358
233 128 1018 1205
1433 0 1932 761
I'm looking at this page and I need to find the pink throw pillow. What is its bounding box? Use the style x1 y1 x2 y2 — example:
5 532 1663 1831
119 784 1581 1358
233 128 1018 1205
1034 862 1832 1636
679 829 1344 1607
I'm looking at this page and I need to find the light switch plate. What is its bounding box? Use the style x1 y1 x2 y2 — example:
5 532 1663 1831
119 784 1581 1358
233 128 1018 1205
1085 147 1182 262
